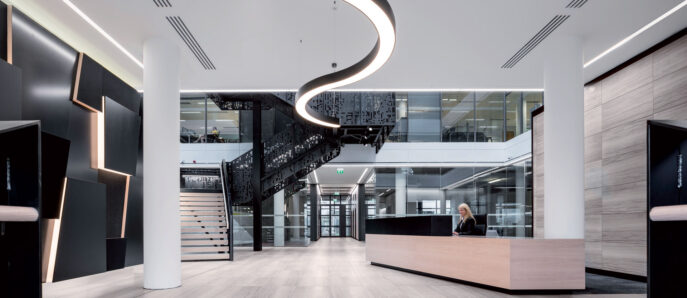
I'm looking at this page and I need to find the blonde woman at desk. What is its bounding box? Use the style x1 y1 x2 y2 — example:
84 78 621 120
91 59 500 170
453 203 476 236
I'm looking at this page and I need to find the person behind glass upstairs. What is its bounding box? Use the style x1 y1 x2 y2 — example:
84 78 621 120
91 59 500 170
453 203 476 236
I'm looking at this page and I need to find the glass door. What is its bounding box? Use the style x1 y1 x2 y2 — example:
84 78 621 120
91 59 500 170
320 195 352 237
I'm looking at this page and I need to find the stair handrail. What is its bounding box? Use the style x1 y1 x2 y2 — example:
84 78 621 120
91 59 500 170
219 159 234 261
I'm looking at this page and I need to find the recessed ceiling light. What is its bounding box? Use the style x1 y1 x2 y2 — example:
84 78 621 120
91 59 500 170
584 0 687 68
62 0 143 68
294 0 397 128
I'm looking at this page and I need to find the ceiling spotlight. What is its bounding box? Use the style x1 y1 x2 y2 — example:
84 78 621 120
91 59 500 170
368 127 373 131
294 0 396 128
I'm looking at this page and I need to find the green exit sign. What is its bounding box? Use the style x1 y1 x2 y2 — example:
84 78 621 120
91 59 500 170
334 192 340 195
336 168 344 174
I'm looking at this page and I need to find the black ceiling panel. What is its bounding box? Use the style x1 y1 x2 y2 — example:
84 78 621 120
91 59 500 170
11 9 78 139
54 178 106 282
104 97 141 175
73 53 103 112
103 70 141 114
0 59 22 120
41 132 71 219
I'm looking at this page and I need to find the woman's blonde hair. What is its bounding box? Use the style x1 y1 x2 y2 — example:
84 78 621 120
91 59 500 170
458 203 475 223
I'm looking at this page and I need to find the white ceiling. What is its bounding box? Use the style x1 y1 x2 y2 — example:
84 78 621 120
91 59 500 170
6 0 687 90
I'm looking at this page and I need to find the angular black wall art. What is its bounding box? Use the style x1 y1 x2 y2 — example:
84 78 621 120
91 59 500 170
103 70 141 114
54 178 106 282
72 53 103 112
0 59 22 120
104 97 141 175
11 9 78 140
41 132 70 219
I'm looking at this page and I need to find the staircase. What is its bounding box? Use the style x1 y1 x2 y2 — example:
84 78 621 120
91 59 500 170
212 92 396 206
180 192 231 261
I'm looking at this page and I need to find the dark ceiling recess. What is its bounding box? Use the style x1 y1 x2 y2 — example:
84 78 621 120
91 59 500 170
153 0 172 8
501 15 570 69
166 16 216 70
566 0 589 9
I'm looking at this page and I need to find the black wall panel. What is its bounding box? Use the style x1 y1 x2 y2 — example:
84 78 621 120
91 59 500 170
74 53 103 111
41 132 70 219
11 9 77 139
97 169 127 238
54 178 106 282
64 104 97 182
125 106 143 266
103 70 141 114
104 97 140 175
0 2 6 61
0 59 22 120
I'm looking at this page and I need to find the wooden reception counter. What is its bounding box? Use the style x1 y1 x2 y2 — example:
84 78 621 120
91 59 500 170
365 217 585 291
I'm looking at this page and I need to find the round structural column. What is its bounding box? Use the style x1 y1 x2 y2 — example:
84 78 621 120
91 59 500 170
543 36 585 239
143 37 181 289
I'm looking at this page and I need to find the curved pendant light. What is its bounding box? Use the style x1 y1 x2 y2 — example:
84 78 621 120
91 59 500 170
295 0 396 128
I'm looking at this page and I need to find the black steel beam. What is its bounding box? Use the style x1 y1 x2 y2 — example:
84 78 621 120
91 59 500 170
251 102 263 251
358 183 366 241
310 184 319 242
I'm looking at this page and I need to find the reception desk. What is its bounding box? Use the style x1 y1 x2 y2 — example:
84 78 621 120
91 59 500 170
365 217 585 291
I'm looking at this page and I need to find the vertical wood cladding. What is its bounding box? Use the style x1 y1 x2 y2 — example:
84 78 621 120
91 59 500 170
532 110 544 239
584 33 687 277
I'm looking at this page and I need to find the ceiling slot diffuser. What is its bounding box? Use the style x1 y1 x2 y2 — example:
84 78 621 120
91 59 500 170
501 15 570 69
565 0 589 9
153 0 172 8
166 16 216 70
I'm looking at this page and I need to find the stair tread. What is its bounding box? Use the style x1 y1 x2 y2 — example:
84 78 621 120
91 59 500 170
182 246 229 253
182 239 228 246
181 234 228 240
181 221 227 227
181 211 225 216
181 227 228 233
182 254 230 261
180 206 224 210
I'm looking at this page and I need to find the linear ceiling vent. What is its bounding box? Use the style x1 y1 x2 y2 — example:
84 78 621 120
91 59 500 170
166 16 216 70
566 0 589 9
153 0 172 7
501 15 570 69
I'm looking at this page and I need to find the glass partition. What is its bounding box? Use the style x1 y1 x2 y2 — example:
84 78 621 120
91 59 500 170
372 161 533 237
181 91 542 144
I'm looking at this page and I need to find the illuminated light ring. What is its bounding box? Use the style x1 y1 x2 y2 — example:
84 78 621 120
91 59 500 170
295 0 396 128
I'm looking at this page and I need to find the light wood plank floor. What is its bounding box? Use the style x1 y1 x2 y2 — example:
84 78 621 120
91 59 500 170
43 238 645 298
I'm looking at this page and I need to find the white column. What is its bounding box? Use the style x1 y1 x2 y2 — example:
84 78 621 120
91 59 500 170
543 36 584 239
143 37 181 289
395 168 407 215
274 190 285 247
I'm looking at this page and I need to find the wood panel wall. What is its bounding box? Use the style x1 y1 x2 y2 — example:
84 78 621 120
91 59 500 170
532 110 545 239
584 33 687 277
